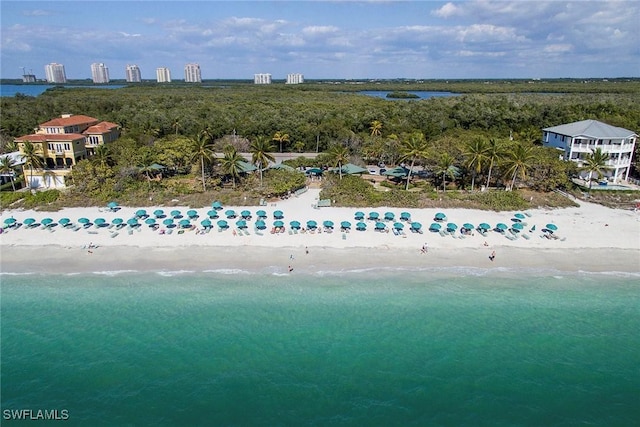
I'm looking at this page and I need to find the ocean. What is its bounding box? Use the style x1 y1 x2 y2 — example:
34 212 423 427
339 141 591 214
2 268 639 426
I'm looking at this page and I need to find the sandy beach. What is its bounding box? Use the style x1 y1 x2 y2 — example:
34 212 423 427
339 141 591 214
1 189 639 274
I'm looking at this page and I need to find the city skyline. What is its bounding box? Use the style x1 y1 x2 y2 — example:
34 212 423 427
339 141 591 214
2 1 638 80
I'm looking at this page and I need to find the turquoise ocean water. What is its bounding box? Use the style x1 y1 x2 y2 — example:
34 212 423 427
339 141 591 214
2 268 639 426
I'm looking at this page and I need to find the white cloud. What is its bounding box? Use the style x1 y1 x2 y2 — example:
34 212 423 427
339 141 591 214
432 2 462 18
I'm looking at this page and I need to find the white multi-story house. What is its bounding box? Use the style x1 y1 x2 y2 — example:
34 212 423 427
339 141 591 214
91 63 110 83
286 73 304 84
254 73 272 84
156 67 171 83
125 64 142 82
184 63 202 83
542 119 637 183
44 63 67 83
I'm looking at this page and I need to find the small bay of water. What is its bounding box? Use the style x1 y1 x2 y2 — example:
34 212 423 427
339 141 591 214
359 90 459 100
0 84 126 97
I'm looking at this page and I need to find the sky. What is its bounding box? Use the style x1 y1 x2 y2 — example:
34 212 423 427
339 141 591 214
1 0 638 80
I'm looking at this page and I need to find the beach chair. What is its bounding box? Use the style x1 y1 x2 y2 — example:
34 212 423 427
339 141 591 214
167 229 173 235
110 232 119 238
288 229 293 235
342 233 347 240
128 228 134 235
522 233 531 240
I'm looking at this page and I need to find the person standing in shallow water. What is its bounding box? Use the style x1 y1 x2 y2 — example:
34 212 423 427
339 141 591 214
489 251 496 261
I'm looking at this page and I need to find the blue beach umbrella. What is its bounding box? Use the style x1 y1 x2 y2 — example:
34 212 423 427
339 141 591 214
255 220 266 229
127 218 139 226
107 201 119 209
446 222 458 231
411 222 422 230
512 222 524 231
384 212 395 220
162 218 174 226
393 222 404 230
546 223 558 231
306 220 318 229
154 209 165 218
187 210 198 219
3 217 16 226
429 223 442 231
341 221 352 229
462 223 474 231
435 212 446 220
273 210 284 219
59 218 71 226
514 213 526 220
256 210 267 218
78 217 90 224
375 222 386 230
207 210 219 218
479 223 491 230
273 220 284 228
354 211 365 220
368 212 380 220
241 210 251 218
290 220 301 229
400 212 411 220
41 218 54 226
24 218 37 226
211 201 223 210
496 223 508 230
323 220 334 228
171 210 182 218
145 218 156 225
112 218 124 225
236 219 247 228
356 222 367 231
225 210 236 218
135 209 147 218
94 218 106 227
179 219 191 228
201 219 212 228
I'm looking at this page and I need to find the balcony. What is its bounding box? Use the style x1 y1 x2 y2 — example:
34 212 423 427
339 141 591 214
605 159 631 167
571 143 635 153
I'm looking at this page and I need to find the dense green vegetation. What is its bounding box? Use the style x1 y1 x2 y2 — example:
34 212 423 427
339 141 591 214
1 80 638 210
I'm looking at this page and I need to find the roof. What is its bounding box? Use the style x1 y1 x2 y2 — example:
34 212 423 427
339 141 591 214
0 151 26 167
238 160 257 173
331 163 368 174
15 133 86 142
543 120 637 139
39 115 99 127
84 121 119 134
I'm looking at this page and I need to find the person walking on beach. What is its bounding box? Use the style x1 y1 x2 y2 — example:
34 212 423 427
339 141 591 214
489 251 496 262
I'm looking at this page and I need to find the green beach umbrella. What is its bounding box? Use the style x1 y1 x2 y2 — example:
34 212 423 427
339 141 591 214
112 218 124 225
225 210 236 218
375 222 386 230
187 210 198 218
354 211 365 220
384 212 395 220
463 223 474 230
23 218 36 226
411 222 422 230
201 219 212 228
369 212 380 220
212 201 223 209
479 223 491 230
255 220 266 229
546 223 558 231
341 221 352 228
162 218 174 226
78 217 90 224
135 209 147 218
256 210 267 218
429 223 442 231
273 220 284 228
241 210 251 218
273 210 284 219
323 220 334 228
171 210 182 218
217 220 229 228
236 219 247 228
145 218 156 225
306 220 318 228
356 222 367 230
446 222 458 231
290 220 301 229
207 209 219 218
393 222 404 229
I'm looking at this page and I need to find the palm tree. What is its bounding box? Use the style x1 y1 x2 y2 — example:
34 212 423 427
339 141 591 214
219 145 243 188
192 133 215 191
328 144 350 180
580 147 611 190
463 137 488 191
435 152 458 192
172 119 181 135
272 131 290 153
92 144 112 167
398 132 429 190
504 143 536 190
250 136 275 187
20 140 44 190
0 156 17 191
369 120 383 137
485 138 503 189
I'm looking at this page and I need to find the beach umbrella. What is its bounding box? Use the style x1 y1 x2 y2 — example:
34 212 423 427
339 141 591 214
495 223 508 230
170 210 182 218
255 220 266 229
369 212 380 220
236 219 247 228
273 220 284 228
306 220 318 229
546 223 558 231
154 209 165 218
435 212 446 220
207 209 219 218
107 201 119 209
514 213 526 220
411 222 422 230
429 223 442 231
241 210 251 218
290 220 301 229
112 218 124 225
162 218 174 226
179 219 191 228
393 222 404 230
479 223 491 230
384 212 395 220
225 209 236 218
354 211 365 220
462 223 474 231
356 222 367 230
41 218 54 226
94 218 106 226
201 219 212 228
323 220 334 228
341 221 352 229
273 210 284 219
375 222 386 230
3 217 17 226
512 223 524 231
212 201 223 210
23 218 37 226
145 218 156 225
127 218 139 226
78 217 90 224
400 212 411 220
256 210 267 218
446 222 458 231
187 209 198 218
135 209 147 218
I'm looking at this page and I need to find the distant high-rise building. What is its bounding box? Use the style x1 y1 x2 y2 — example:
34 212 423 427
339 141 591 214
125 64 142 83
184 63 202 83
91 63 110 84
286 73 304 84
44 63 67 83
254 73 272 84
156 67 172 83
22 69 36 83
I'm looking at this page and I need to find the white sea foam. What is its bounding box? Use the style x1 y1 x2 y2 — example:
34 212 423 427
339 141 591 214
156 270 196 277
202 268 251 275
92 269 140 276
